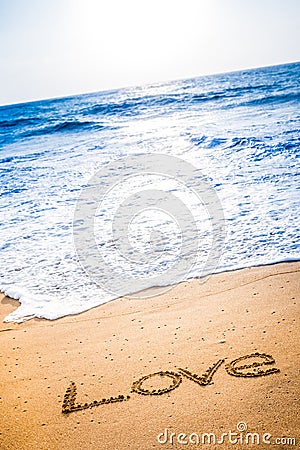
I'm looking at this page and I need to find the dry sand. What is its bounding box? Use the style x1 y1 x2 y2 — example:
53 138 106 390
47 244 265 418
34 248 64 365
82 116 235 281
0 261 299 449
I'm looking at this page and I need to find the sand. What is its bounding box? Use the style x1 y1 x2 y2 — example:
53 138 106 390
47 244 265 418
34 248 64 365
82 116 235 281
0 261 299 449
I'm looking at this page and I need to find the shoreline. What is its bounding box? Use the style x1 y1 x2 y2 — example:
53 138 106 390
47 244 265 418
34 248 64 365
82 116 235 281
1 257 300 324
1 261 299 449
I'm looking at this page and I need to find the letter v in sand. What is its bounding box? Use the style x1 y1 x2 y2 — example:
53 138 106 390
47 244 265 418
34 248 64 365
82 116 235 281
178 359 225 386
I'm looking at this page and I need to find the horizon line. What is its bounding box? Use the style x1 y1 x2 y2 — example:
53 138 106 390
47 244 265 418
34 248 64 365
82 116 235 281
1 59 299 109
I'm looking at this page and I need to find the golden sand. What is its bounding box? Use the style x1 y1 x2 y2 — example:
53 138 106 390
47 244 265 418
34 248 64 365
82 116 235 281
0 261 299 449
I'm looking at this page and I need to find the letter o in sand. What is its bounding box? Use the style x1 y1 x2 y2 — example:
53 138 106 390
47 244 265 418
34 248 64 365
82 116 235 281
132 371 182 395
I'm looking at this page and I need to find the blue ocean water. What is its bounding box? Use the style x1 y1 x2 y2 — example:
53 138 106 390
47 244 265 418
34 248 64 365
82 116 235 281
0 62 299 322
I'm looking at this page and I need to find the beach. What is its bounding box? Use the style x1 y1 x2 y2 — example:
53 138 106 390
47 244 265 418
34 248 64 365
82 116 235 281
1 4 299 448
1 261 299 449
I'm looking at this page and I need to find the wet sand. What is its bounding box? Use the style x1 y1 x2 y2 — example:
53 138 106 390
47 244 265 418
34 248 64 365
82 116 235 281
0 261 299 449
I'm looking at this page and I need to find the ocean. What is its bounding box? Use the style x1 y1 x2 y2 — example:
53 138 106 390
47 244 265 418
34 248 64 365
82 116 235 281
0 62 299 322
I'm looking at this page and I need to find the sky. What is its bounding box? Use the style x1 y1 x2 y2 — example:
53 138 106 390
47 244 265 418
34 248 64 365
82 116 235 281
0 0 299 105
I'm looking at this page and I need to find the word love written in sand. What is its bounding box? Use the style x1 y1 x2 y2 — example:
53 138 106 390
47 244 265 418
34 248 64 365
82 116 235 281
62 352 279 414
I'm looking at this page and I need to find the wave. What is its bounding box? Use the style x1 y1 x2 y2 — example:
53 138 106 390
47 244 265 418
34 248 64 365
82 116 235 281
80 95 184 116
0 117 40 128
81 83 290 118
0 149 55 165
189 134 300 158
188 84 270 105
0 119 109 145
81 93 230 117
190 136 262 150
22 119 104 137
240 91 300 107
